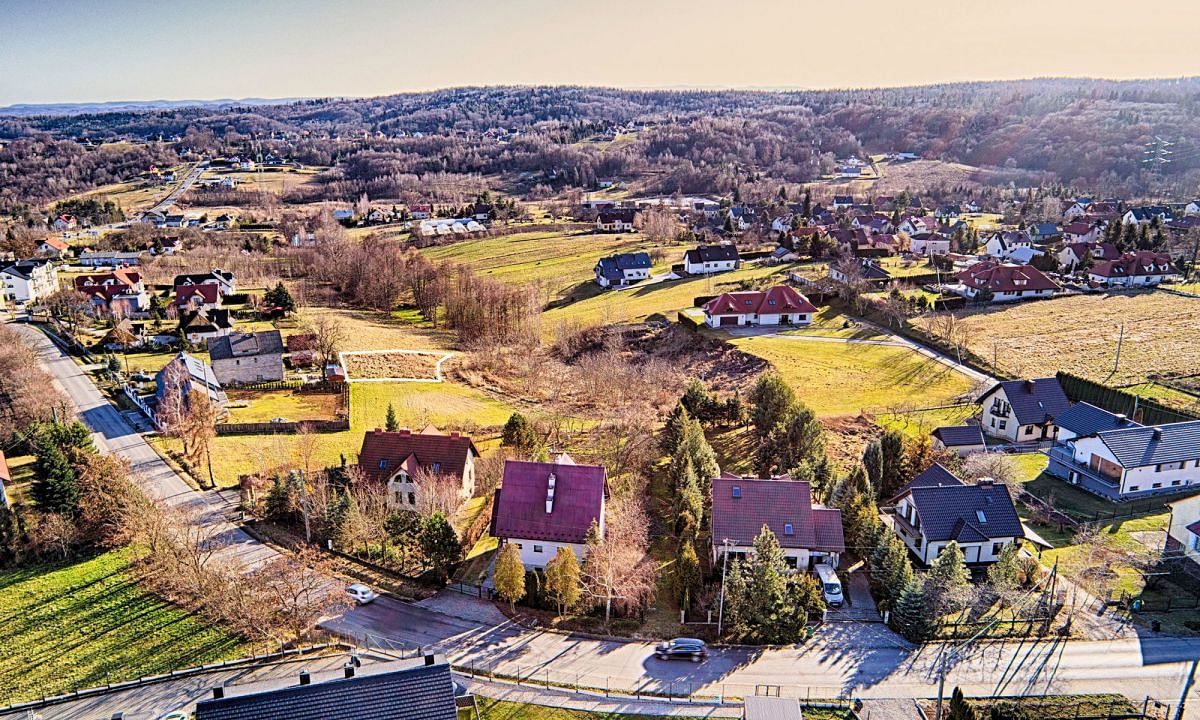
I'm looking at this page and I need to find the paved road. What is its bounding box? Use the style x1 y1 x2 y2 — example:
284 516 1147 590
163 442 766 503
16 323 275 568
144 162 203 216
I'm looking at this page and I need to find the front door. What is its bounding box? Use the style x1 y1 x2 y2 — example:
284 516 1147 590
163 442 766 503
963 545 980 564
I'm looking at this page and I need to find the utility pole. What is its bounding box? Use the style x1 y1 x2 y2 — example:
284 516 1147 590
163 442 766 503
1109 322 1125 382
716 538 733 637
296 469 313 544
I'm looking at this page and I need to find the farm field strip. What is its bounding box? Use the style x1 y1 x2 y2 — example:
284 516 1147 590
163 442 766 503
339 348 455 382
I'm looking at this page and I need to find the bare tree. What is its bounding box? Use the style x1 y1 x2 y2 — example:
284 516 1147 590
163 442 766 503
307 313 347 369
254 546 347 644
581 496 657 624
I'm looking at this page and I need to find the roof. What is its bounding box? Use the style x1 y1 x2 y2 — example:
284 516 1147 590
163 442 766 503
492 459 606 544
179 308 233 334
957 261 1059 294
702 285 818 317
710 476 845 553
596 252 651 280
598 208 637 223
1096 421 1200 468
892 462 965 499
932 425 985 447
194 659 457 720
1054 402 1141 438
744 696 804 720
1187 520 1200 537
176 283 221 306
1006 246 1044 264
979 377 1070 427
42 236 69 251
1091 252 1176 278
1064 242 1118 261
156 352 224 403
1030 222 1059 236
685 244 740 264
174 269 234 287
905 481 1025 544
208 330 284 361
357 428 479 482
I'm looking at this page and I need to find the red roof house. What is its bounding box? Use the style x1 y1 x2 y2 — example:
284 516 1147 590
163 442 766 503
358 427 480 507
710 474 845 569
176 282 221 310
955 261 1059 303
1088 251 1179 287
491 459 607 569
702 285 818 329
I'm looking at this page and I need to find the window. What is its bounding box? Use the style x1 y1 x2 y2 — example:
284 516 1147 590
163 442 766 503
1172 480 1182 486
783 523 794 536
533 545 544 554
913 536 923 549
999 421 1007 431
379 459 388 469
407 492 416 505
1129 486 1140 492
1025 426 1034 435
976 510 988 524
1152 483 1162 489
1192 535 1200 552
784 556 798 569
431 462 442 473
992 542 1005 556
990 417 996 428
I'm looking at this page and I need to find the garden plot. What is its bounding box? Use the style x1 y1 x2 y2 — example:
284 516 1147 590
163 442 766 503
340 349 455 382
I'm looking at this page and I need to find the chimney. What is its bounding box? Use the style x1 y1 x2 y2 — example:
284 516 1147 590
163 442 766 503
1024 379 1035 393
111 714 125 720
299 670 311 686
545 473 556 514
374 427 382 434
1152 427 1163 440
212 686 225 699
450 431 460 439
424 654 436 666
399 428 411 436
1115 413 1127 425
344 663 356 679
978 477 994 486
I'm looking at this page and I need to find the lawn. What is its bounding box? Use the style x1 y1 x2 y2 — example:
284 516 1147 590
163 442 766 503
955 292 1200 386
224 388 343 423
876 405 976 439
0 548 247 705
729 336 978 417
464 698 851 719
297 306 455 352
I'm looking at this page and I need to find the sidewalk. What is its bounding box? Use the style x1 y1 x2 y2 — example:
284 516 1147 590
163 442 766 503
461 676 743 717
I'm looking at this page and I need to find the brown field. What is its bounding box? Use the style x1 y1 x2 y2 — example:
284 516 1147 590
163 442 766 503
342 351 446 380
955 292 1200 385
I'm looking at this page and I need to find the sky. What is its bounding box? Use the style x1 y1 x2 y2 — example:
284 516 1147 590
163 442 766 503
2 0 1199 106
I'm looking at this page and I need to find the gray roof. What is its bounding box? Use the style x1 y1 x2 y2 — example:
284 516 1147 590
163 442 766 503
932 425 985 447
1055 402 1141 438
208 330 284 360
745 696 804 720
1096 421 1200 468
685 244 740 264
892 462 964 500
906 481 1025 544
596 252 652 280
195 660 457 720
980 378 1070 427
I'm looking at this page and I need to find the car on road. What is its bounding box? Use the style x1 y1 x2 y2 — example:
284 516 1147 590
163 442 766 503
345 583 378 605
270 417 291 424
654 637 708 662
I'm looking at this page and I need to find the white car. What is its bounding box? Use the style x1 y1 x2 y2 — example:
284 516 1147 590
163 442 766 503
346 583 378 605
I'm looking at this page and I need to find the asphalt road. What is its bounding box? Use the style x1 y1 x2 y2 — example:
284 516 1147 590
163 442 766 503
145 162 203 215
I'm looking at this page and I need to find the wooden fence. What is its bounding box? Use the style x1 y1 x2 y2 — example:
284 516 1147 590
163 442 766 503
216 418 349 435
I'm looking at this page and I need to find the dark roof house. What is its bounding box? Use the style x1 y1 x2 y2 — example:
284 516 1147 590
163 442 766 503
710 475 844 554
492 459 607 544
684 244 740 265
207 329 284 362
358 427 479 482
902 480 1025 546
931 425 985 449
978 377 1070 428
1054 402 1141 439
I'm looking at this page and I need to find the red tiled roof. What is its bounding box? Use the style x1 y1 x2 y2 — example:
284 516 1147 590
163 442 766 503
492 460 606 544
75 269 142 302
957 261 1059 293
357 428 479 482
176 283 220 307
43 236 69 251
702 285 818 317
710 476 844 553
1091 252 1176 278
1062 222 1093 235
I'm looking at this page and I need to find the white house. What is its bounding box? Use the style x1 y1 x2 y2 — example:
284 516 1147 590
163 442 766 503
596 208 637 233
1047 421 1200 500
897 216 939 237
683 244 740 274
984 231 1033 259
977 377 1070 443
1166 494 1200 579
358 427 480 508
1 259 59 305
1185 201 1200 217
710 475 844 571
1088 252 1179 288
931 425 987 457
492 458 606 570
888 465 1025 566
701 285 818 328
1058 242 1118 271
908 232 951 256
594 252 652 288
954 261 1059 303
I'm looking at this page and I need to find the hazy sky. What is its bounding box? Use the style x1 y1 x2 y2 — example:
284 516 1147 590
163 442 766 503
2 0 1199 106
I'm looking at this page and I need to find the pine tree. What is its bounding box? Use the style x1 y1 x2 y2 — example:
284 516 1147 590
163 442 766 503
660 402 689 454
385 403 399 432
878 430 908 499
671 412 720 490
32 443 79 515
674 542 702 610
748 371 796 438
986 542 1023 592
949 687 978 720
890 578 930 641
927 541 972 614
501 412 541 458
861 440 884 495
494 543 526 611
869 531 914 611
419 512 461 580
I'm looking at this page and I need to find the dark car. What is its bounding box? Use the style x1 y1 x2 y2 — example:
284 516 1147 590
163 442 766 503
654 638 708 662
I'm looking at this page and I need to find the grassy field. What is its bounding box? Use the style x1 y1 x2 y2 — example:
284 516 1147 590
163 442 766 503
728 336 978 417
876 405 976 438
224 388 343 423
955 292 1200 385
0 549 246 705
421 229 673 301
298 306 455 352
464 698 851 719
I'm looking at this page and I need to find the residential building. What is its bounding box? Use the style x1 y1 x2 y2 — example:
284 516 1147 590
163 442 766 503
1166 494 1200 581
744 696 803 720
1 259 58 305
710 475 845 570
207 330 285 384
830 258 891 284
888 465 1025 566
52 214 77 232
38 236 70 258
977 377 1070 443
1005 246 1046 265
984 231 1033 260
194 657 458 720
897 215 939 237
1185 201 1200 217
1026 223 1060 244
1123 206 1173 226
1046 420 1200 500
409 203 432 220
179 308 233 345
176 282 221 311
1058 242 1118 271
155 351 227 409
77 249 142 267
832 195 854 208
1053 402 1141 444
595 208 638 233
491 458 606 569
358 427 479 507
908 232 951 256
1088 251 1179 287
594 252 652 288
74 268 148 315
954 261 1059 303
683 244 740 274
931 425 986 456
1062 222 1102 244
173 269 237 297
701 285 817 328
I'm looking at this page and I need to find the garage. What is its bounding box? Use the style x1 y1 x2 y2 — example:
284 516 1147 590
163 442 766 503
719 315 739 326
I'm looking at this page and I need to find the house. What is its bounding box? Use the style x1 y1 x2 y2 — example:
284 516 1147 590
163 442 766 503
1053 402 1141 444
38 236 70 258
176 282 221 311
977 377 1070 443
358 427 479 507
366 208 388 224
1123 206 1173 226
1062 222 1102 244
472 203 493 221
1005 246 1045 266
898 215 939 237
207 330 285 385
888 465 1024 566
727 206 756 231
155 351 227 409
830 258 891 284
596 208 638 233
702 285 818 328
491 458 606 569
1 259 58 305
594 252 652 288
931 425 986 457
1058 242 1118 271
409 203 432 220
1088 251 1179 288
935 205 960 221
832 195 854 209
954 261 1059 303
744 696 803 720
164 214 186 228
1046 420 1200 500
1026 223 1060 244
984 231 1033 259
1166 494 1200 582
710 475 844 570
74 268 148 315
174 269 236 296
683 244 740 275
1063 198 1095 220
77 249 142 267
908 232 952 257
179 308 233 345
332 209 354 222
52 214 78 232
194 657 458 720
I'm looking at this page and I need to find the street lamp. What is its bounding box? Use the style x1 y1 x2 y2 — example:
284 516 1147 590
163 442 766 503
716 538 734 637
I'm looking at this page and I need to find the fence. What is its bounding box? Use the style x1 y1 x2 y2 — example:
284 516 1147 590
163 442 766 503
1057 371 1200 425
216 418 350 435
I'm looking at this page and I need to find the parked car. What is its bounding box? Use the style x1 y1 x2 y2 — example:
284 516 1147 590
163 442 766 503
270 417 291 424
345 583 378 605
815 564 844 608
131 372 153 382
654 638 708 662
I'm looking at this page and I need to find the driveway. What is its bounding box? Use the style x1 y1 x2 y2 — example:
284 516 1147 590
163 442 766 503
826 569 881 622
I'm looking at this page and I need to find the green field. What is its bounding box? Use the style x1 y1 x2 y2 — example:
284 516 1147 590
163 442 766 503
464 698 850 720
0 549 246 705
729 336 978 417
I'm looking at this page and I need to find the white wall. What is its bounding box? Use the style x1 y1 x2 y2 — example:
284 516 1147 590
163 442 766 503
1169 496 1200 566
504 539 586 570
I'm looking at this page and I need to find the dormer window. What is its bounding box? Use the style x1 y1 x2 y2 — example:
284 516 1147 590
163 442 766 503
976 510 988 523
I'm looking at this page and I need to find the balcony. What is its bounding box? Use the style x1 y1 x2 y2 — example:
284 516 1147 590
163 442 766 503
1045 446 1122 501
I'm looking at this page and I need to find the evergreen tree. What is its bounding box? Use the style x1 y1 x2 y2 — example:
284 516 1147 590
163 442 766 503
861 440 884 495
755 402 825 478
501 412 541 457
926 541 972 614
680 378 716 423
869 530 914 611
493 543 526 610
674 542 702 610
890 578 930 641
802 190 812 219
670 412 720 491
878 430 909 499
544 546 581 617
385 402 399 432
748 372 796 438
948 687 978 720
660 402 689 454
420 512 461 579
264 281 296 313
986 543 1023 593
845 491 883 560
